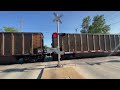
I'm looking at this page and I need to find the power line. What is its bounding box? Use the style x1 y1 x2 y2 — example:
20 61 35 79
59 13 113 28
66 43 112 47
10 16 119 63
106 11 120 22
110 20 120 25
105 11 119 19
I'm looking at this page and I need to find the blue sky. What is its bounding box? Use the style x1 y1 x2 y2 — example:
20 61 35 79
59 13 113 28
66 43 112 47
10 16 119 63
0 11 120 47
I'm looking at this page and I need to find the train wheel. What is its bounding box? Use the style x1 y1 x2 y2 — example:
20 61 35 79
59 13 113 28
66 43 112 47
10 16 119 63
18 58 24 64
24 57 29 63
32 59 36 63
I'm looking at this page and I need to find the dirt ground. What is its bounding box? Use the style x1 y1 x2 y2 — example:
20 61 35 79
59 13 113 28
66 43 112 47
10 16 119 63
41 66 85 79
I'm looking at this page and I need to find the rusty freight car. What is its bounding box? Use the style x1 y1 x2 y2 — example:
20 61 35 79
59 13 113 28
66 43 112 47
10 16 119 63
52 33 120 60
0 32 44 64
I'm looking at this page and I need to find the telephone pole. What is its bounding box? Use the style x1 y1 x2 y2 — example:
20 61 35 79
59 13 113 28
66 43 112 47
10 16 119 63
53 12 63 67
75 28 78 33
20 19 23 32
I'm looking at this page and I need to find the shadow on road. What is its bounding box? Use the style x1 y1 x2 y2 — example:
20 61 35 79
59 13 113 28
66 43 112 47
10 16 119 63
107 60 120 62
0 67 43 73
1 68 28 72
37 68 44 79
85 59 120 66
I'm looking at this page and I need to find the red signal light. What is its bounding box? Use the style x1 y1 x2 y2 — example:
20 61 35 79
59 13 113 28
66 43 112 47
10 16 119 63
53 33 57 38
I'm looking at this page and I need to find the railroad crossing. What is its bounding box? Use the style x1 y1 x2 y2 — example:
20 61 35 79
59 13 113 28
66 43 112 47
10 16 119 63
0 56 120 79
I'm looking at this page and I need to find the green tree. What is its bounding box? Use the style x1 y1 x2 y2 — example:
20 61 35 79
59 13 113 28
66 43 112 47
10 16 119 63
80 15 110 34
88 15 110 33
2 26 19 32
43 45 49 50
80 16 91 33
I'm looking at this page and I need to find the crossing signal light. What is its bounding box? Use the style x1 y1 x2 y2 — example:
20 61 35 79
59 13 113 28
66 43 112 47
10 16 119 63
53 32 57 38
53 33 66 38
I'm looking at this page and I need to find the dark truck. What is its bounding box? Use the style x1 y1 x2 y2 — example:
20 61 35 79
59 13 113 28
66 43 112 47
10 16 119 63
52 33 120 60
0 32 45 64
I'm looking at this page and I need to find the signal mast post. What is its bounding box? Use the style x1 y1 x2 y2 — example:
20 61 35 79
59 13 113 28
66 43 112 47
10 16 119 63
57 20 61 67
53 12 63 67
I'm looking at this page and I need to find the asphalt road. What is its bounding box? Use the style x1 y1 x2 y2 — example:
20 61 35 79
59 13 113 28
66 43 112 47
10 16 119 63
0 62 45 79
42 56 120 79
72 56 120 79
0 56 120 79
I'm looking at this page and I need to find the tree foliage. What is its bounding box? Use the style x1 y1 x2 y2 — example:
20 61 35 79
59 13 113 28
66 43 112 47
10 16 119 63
80 15 110 34
43 45 49 50
1 26 19 32
81 16 90 33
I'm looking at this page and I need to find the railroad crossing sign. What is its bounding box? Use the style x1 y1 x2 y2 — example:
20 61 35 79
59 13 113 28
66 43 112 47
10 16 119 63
47 48 64 55
53 12 63 24
53 12 63 67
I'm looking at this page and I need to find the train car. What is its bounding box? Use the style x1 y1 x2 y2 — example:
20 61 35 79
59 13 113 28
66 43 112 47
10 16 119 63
52 33 120 60
0 32 44 64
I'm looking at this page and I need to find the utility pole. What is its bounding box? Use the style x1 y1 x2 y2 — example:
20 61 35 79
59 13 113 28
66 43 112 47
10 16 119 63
75 28 78 33
53 12 63 67
20 19 23 32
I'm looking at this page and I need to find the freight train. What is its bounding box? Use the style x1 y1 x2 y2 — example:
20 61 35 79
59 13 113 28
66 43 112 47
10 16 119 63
52 33 120 60
0 32 120 64
0 32 45 64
